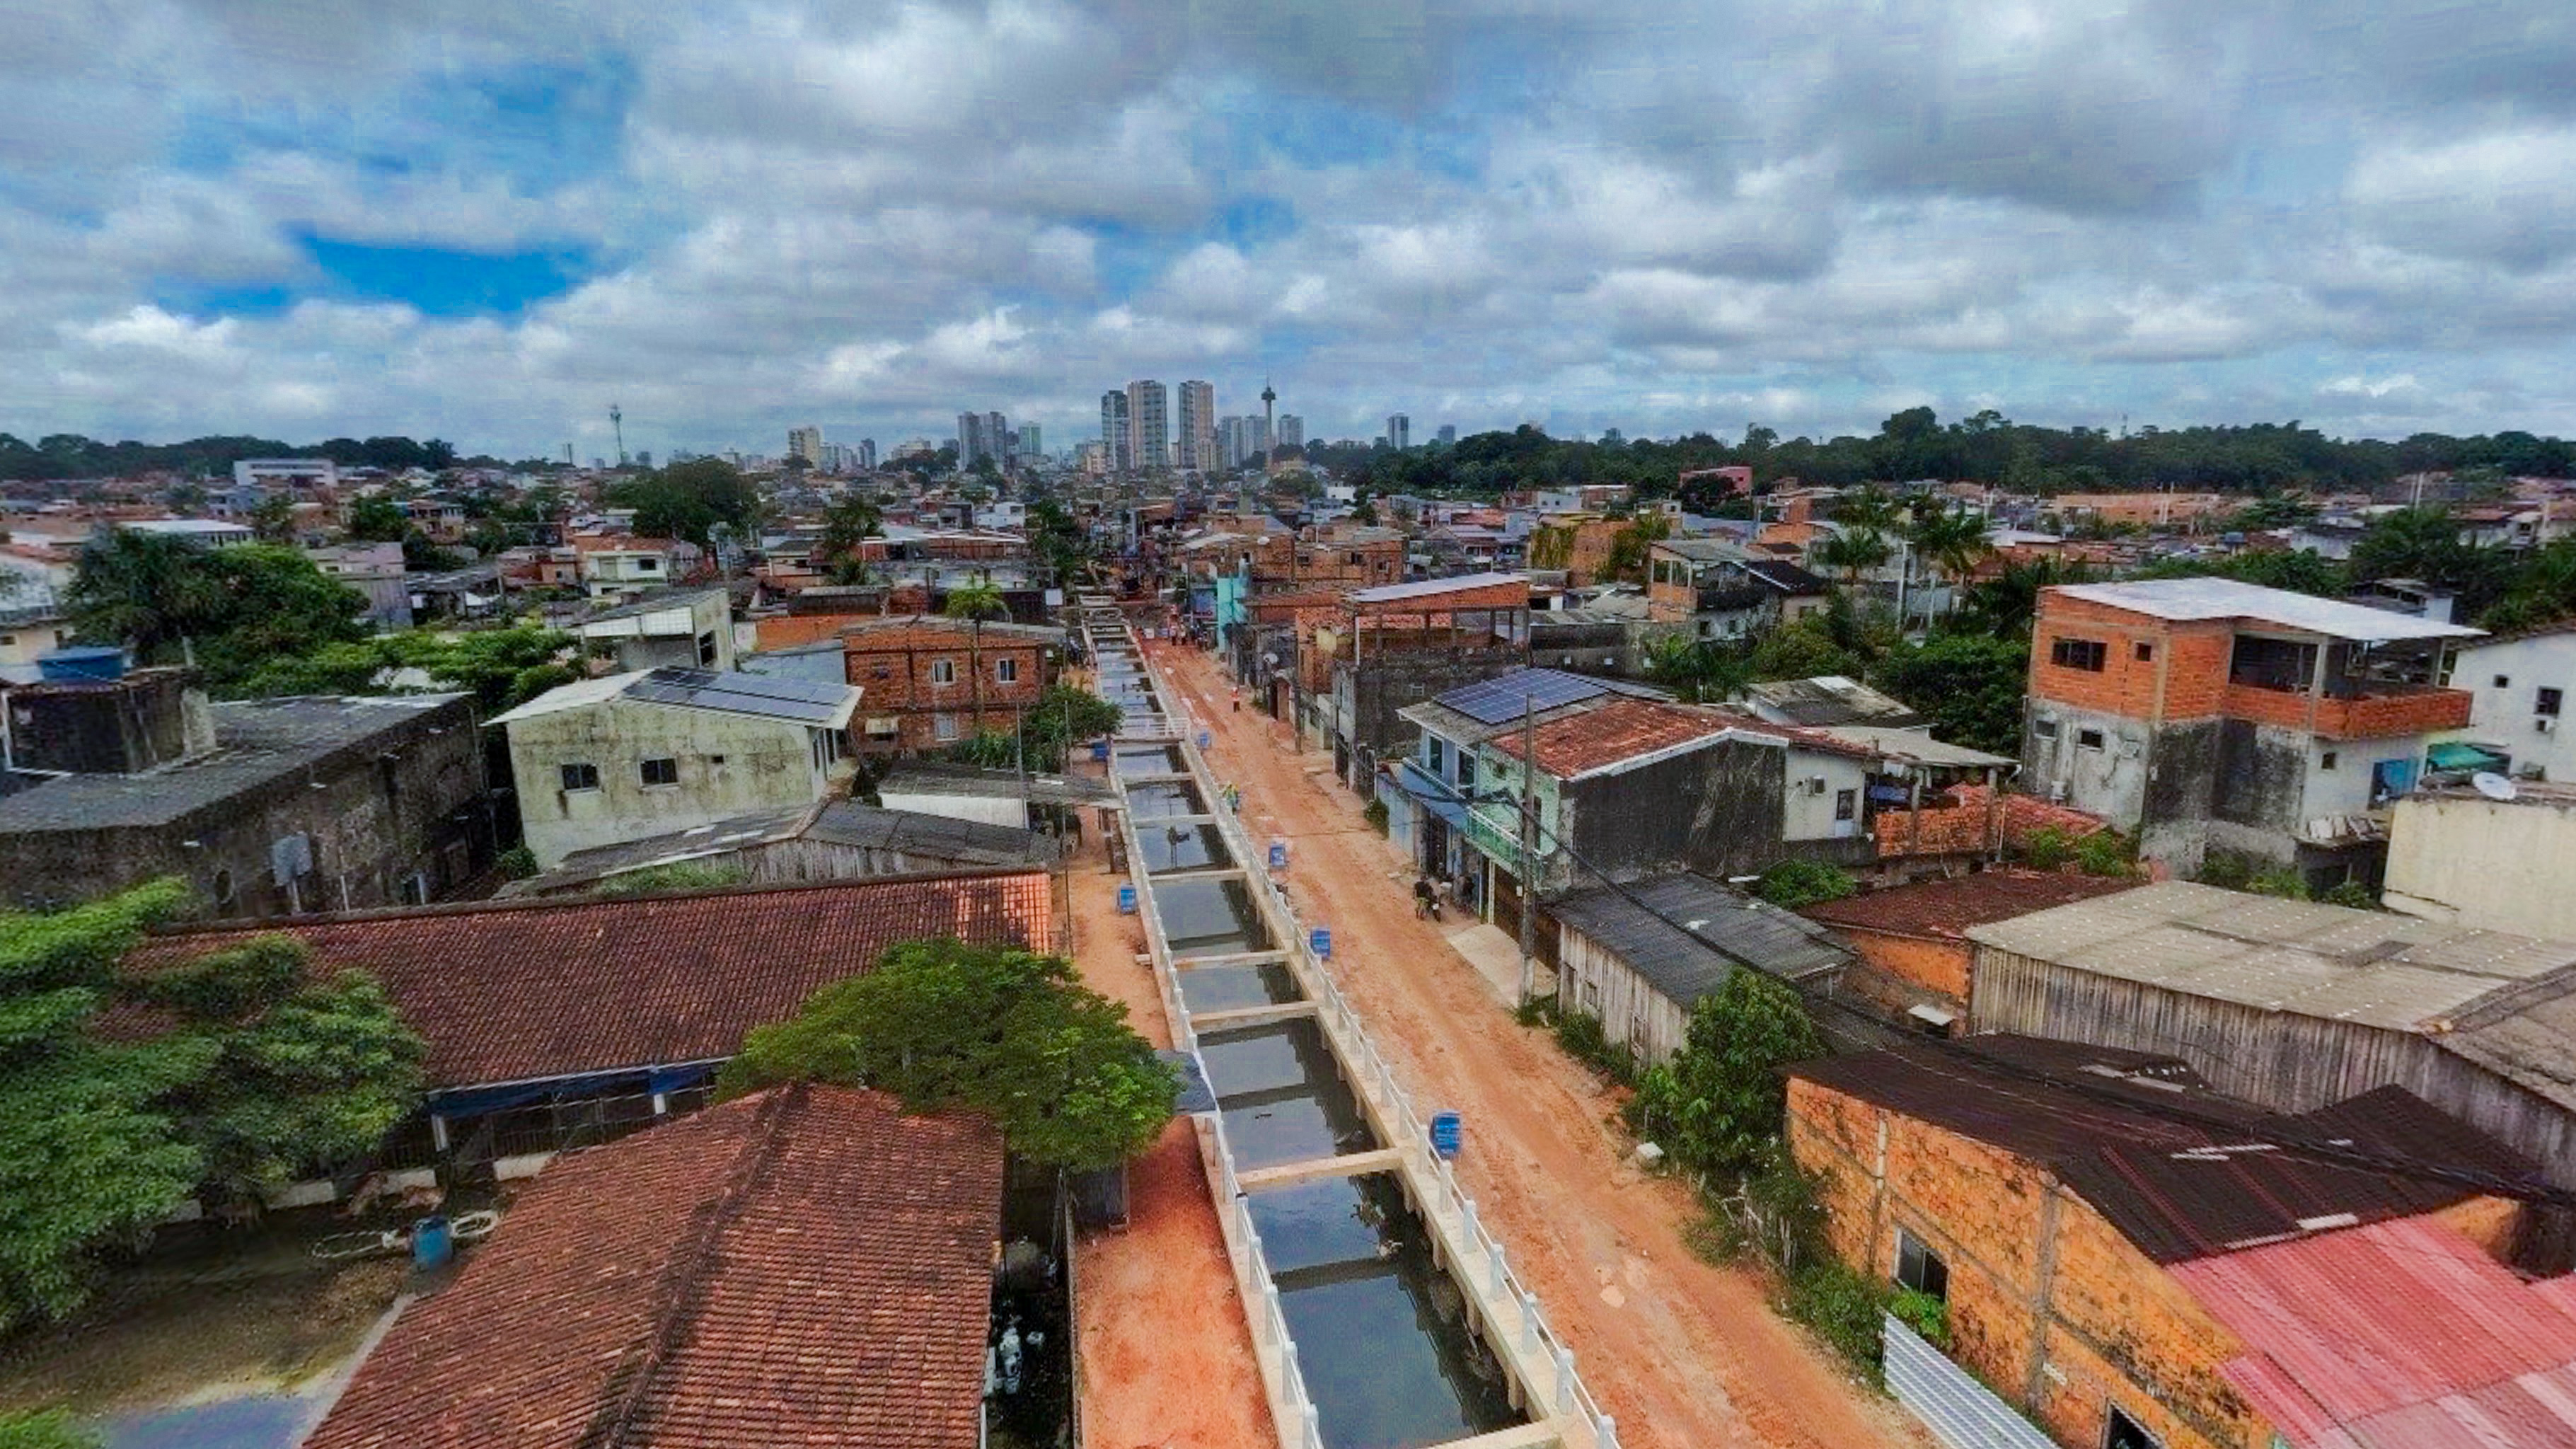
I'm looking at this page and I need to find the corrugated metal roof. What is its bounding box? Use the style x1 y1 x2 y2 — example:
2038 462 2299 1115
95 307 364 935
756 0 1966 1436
1965 881 2576 1032
2051 578 2484 642
1791 1042 2522 1265
2176 1218 2576 1449
874 761 1119 806
1345 570 1528 604
1549 873 1850 1004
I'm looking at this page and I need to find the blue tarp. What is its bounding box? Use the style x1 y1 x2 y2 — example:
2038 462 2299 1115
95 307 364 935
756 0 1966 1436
1394 761 1471 828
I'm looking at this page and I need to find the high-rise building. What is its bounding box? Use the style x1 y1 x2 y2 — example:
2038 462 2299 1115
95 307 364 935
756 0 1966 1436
1017 424 1041 461
1387 415 1411 451
787 426 823 465
1218 417 1245 470
1177 381 1216 471
857 439 878 470
957 411 1010 470
1127 380 1169 473
1278 415 1304 449
1436 424 1456 446
1099 391 1131 472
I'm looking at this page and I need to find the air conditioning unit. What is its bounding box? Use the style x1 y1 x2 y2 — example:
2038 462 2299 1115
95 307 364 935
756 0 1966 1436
1806 775 1828 794
2540 718 2560 735
2047 780 2070 803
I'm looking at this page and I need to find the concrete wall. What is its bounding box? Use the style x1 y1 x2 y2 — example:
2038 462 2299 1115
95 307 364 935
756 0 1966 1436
1781 747 1873 843
0 697 487 917
506 700 845 867
1331 650 1525 789
2451 633 2576 782
2385 794 2576 939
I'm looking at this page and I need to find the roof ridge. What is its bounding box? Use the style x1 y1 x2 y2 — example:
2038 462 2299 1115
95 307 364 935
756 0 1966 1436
577 1086 803 1449
140 864 1050 938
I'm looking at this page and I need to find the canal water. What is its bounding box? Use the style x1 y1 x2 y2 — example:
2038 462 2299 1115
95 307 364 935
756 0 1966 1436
1138 821 1232 873
1197 1019 1375 1169
1115 744 1188 777
1176 959 1305 1013
1246 1172 1524 1449
1153 876 1273 959
1124 780 1208 819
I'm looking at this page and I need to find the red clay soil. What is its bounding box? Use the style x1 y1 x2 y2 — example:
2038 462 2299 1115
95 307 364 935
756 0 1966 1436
1148 639 1927 1449
1064 825 1277 1449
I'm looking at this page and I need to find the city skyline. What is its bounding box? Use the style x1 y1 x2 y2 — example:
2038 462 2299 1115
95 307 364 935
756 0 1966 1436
11 3 2576 459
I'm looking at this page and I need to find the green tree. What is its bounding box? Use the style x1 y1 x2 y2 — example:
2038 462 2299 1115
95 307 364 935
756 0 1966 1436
1956 555 2095 637
0 882 207 1331
0 1410 98 1449
1644 635 1752 704
1603 512 1673 583
235 625 575 712
344 495 410 543
945 579 1007 734
1631 971 1825 1179
1869 633 2030 756
128 938 424 1208
613 458 761 546
819 492 882 586
67 536 369 695
247 492 299 544
717 940 1177 1170
1814 527 1893 588
1904 504 1992 595
1754 860 1857 909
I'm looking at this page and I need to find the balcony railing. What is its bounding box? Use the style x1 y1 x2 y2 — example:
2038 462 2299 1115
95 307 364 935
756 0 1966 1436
2222 680 2473 739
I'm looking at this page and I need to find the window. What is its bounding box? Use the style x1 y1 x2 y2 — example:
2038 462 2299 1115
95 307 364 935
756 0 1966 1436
635 556 659 571
697 631 719 666
930 659 957 685
709 754 727 766
2033 717 2060 739
2496 674 2513 689
1835 788 1857 821
934 713 960 741
995 657 1019 684
1428 738 1445 774
1459 754 1475 789
2050 637 2108 671
865 716 900 740
212 869 235 906
2320 751 2338 770
1894 1228 1949 1301
2135 642 2154 662
2104 1407 2163 1449
2541 688 2564 718
560 763 600 792
2077 728 2106 751
640 757 679 787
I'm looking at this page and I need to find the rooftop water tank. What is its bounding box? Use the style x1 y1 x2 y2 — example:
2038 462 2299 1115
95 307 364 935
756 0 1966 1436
35 647 126 683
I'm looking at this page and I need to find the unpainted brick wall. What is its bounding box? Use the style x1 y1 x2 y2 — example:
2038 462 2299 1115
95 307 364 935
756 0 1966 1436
2030 594 2236 722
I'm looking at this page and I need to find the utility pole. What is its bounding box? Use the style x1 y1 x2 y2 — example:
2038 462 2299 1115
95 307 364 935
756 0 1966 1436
1517 697 1537 1006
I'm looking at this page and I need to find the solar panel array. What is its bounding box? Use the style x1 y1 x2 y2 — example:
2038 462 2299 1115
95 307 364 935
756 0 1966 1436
1440 668 1606 725
626 667 852 724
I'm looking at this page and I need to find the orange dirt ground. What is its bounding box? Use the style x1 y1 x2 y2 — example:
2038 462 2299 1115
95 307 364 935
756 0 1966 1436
1148 638 1927 1449
1064 817 1277 1449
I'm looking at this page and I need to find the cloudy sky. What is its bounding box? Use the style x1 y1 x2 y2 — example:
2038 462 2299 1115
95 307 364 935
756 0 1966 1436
6 0 2576 459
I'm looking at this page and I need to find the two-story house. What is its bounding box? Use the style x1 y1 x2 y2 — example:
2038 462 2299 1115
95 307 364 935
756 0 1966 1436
490 666 861 868
833 614 1063 755
574 588 737 673
2438 620 2576 783
574 535 701 601
2025 577 2480 884
1646 538 1832 638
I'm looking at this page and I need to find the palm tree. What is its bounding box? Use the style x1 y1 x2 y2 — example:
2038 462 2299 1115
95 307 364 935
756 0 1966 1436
944 579 1007 738
66 527 231 662
1906 507 1994 608
1814 527 1893 589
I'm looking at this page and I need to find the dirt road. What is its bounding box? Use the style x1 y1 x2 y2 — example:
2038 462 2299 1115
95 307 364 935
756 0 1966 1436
1148 639 1923 1449
1063 819 1276 1449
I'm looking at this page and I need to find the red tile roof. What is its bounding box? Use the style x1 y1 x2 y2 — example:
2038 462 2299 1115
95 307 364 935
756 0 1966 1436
1486 698 1732 777
1801 870 2142 940
128 872 1057 1090
1872 783 2111 859
2175 1217 2576 1449
306 1085 1003 1449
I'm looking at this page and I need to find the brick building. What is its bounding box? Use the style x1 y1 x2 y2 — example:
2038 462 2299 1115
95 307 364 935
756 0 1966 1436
2025 578 2480 882
835 613 1065 754
1789 1038 2541 1449
1801 868 2141 1024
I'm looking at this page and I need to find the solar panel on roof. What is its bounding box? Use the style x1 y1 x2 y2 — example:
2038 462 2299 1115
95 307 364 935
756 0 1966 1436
1443 669 1606 725
625 668 851 724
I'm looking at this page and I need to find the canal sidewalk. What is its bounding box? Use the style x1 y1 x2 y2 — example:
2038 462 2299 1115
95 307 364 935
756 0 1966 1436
1150 640 1928 1449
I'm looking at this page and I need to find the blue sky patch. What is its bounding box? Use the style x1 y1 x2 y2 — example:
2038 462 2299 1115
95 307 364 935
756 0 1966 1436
300 236 593 316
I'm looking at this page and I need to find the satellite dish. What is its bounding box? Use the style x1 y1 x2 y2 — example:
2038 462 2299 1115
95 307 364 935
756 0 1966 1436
2473 772 2519 802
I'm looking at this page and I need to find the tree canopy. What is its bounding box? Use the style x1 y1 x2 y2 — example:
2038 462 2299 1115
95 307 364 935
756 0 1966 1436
717 940 1177 1170
1629 969 1825 1179
67 533 369 695
0 880 422 1330
234 624 579 712
0 433 462 483
610 458 761 545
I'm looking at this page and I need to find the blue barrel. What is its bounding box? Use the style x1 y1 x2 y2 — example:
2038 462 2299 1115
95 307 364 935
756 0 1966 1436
1431 1112 1462 1160
1196 729 1212 749
1091 739 1110 761
1268 838 1288 872
35 646 125 683
1310 926 1332 959
411 1214 454 1269
1116 883 1138 915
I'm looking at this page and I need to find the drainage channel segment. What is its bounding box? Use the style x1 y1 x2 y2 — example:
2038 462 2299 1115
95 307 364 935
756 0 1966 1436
1082 608 1619 1449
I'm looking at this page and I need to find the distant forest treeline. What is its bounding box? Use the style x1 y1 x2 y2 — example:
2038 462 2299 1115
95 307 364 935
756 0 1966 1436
1313 410 2576 502
0 433 542 483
